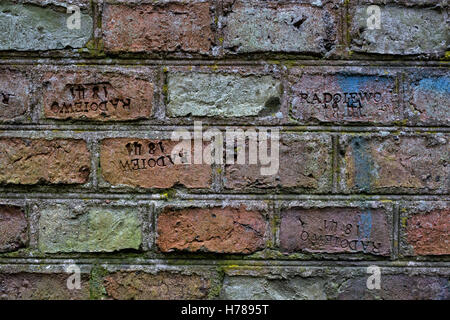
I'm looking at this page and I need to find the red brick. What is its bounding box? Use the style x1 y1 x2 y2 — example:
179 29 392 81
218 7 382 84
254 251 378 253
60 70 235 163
0 138 90 185
280 207 391 255
224 134 332 192
157 206 267 254
102 2 213 54
43 68 154 121
401 206 449 256
104 271 211 300
0 206 28 253
288 67 401 124
100 138 211 189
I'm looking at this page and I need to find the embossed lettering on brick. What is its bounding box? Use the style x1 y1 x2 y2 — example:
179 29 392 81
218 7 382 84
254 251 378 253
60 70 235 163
43 69 154 121
280 207 391 255
100 138 211 189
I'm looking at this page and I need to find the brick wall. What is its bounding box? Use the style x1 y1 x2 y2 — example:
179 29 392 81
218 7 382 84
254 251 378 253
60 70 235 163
0 0 448 300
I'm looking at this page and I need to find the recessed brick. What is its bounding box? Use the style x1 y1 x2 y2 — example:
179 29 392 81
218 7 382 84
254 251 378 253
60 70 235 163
280 207 391 256
100 138 212 189
0 138 90 185
0 205 28 253
288 67 401 124
339 134 449 194
102 2 213 54
43 68 154 121
157 206 267 254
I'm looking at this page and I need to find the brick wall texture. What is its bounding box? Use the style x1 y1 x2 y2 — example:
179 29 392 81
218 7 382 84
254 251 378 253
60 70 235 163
0 0 448 300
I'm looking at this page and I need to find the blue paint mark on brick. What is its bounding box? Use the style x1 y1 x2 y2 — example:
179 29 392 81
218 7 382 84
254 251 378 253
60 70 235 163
416 76 450 94
350 136 373 191
358 210 373 239
337 75 389 93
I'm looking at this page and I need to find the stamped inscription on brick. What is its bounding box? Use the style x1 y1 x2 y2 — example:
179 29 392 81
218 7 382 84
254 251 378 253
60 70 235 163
280 207 391 256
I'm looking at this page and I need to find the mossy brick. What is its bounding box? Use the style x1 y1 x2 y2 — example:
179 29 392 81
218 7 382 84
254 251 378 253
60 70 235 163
38 204 142 253
349 5 448 56
167 72 282 118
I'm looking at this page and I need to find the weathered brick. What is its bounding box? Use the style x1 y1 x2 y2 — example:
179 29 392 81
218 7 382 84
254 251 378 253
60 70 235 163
102 2 213 54
224 134 332 192
157 206 267 254
43 67 154 121
100 138 212 189
38 204 142 253
103 271 211 300
0 1 92 51
167 72 282 117
220 267 450 300
404 69 450 126
349 5 448 56
0 68 32 122
0 138 90 185
288 67 401 124
0 272 90 300
338 274 450 300
220 276 330 300
0 206 28 253
280 207 391 256
222 1 339 55
400 202 449 256
339 134 449 193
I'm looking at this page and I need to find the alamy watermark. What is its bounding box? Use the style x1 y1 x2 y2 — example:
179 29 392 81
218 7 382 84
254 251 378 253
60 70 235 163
66 5 81 30
366 5 381 30
366 265 381 290
66 264 81 290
